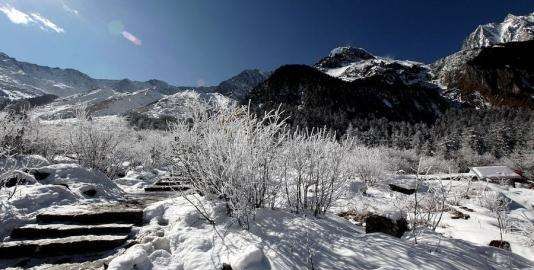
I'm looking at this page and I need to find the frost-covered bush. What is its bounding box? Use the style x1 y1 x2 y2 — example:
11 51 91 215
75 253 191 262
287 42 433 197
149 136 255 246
0 110 28 155
345 144 387 188
68 108 124 177
171 104 353 226
117 129 173 170
478 189 511 242
171 105 287 227
280 129 349 216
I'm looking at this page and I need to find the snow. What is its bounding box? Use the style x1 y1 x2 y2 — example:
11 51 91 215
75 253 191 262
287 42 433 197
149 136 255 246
470 166 522 179
34 163 124 199
142 90 233 119
320 55 432 85
462 12 534 50
109 192 534 270
115 168 163 193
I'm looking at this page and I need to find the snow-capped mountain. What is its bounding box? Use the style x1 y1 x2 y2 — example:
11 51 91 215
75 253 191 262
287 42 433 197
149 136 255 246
0 52 97 99
138 90 233 119
433 12 534 109
0 52 183 102
314 46 432 86
34 88 165 119
462 12 534 50
215 69 269 101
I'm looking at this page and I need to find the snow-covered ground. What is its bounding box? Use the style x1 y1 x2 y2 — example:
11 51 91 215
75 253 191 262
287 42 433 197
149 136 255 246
107 192 534 270
2 154 533 269
0 156 125 240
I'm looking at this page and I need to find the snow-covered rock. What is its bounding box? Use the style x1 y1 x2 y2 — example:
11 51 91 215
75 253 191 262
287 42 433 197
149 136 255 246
315 46 432 86
136 90 233 119
31 163 124 199
462 12 534 50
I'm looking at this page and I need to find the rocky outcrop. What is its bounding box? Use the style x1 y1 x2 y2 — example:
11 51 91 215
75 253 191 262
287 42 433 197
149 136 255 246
365 214 408 238
432 40 534 108
432 12 534 109
315 47 432 86
462 13 534 50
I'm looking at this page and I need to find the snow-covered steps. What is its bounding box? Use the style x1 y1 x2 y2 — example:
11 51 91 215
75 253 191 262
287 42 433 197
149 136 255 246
0 235 129 259
144 177 192 192
154 180 191 186
10 223 133 240
144 185 191 192
36 209 144 226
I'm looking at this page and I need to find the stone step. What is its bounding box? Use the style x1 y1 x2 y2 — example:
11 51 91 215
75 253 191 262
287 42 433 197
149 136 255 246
154 181 191 186
144 185 191 192
10 223 133 240
0 235 129 259
36 210 144 226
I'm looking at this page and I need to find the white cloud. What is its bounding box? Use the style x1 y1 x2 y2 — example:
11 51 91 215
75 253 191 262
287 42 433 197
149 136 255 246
122 30 142 46
0 4 33 24
62 2 79 16
30 13 65 33
0 4 65 34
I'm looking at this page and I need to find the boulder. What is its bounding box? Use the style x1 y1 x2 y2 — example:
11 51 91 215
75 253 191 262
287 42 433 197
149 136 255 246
365 214 408 238
26 168 51 181
489 240 511 251
0 170 37 187
389 183 415 195
449 210 470 220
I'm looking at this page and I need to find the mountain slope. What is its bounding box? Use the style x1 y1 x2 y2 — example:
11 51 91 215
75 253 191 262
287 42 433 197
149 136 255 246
0 52 183 101
247 65 449 132
314 47 432 86
215 69 269 101
433 12 534 109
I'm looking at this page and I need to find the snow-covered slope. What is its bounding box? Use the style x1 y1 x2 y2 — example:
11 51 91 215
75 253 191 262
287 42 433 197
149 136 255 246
315 47 432 86
138 90 233 119
462 12 534 50
0 52 183 102
35 88 165 119
0 52 96 99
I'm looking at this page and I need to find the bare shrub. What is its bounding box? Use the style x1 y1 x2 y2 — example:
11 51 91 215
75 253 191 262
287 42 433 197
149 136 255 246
171 104 352 227
171 105 287 227
0 110 29 155
345 144 387 188
281 129 349 216
68 107 124 177
478 187 511 242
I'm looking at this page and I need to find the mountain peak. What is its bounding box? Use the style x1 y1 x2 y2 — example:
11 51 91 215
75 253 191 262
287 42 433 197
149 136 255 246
317 46 375 69
462 12 534 50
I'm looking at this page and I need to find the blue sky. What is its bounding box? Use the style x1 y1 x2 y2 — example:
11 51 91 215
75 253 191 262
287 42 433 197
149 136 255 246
0 0 532 86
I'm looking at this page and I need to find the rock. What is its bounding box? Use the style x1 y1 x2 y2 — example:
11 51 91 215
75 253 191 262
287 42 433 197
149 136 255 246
0 235 129 259
459 206 474 212
0 170 37 187
222 263 233 270
489 240 511 251
81 187 97 197
338 210 370 224
449 210 470 220
27 169 51 181
389 183 415 195
365 214 408 238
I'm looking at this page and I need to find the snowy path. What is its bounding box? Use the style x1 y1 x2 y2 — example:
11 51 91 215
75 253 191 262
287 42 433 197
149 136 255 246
0 188 182 269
